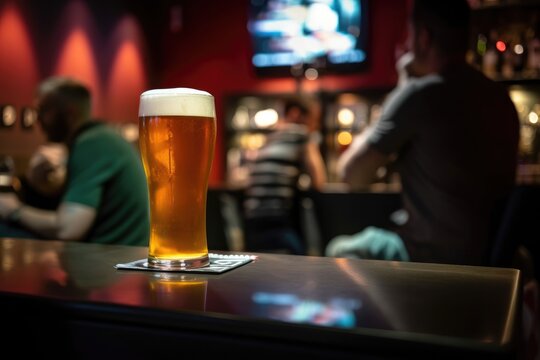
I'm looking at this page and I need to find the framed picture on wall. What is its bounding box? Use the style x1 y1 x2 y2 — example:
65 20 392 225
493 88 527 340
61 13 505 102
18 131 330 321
0 105 17 128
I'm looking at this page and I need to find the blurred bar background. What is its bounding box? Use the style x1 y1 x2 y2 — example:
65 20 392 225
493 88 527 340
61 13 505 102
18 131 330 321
1 0 539 262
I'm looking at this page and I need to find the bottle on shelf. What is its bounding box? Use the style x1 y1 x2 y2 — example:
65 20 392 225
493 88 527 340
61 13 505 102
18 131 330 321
482 29 501 79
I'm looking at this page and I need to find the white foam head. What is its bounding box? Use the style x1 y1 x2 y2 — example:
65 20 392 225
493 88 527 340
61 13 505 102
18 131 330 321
139 88 215 118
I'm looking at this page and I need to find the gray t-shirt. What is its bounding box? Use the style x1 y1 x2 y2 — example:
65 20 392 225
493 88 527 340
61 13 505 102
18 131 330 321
369 64 519 265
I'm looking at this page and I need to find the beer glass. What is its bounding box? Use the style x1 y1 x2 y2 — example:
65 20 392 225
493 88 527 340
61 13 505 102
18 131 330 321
138 88 216 269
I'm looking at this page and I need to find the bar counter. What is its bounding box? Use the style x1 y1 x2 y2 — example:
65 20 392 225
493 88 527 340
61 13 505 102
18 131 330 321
0 237 520 359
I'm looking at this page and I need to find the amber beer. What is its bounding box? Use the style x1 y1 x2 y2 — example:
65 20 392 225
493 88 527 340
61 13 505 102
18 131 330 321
138 88 216 269
149 274 207 311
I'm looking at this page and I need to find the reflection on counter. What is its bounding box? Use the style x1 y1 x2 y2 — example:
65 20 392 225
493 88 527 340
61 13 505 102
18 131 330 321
252 291 360 328
148 273 208 312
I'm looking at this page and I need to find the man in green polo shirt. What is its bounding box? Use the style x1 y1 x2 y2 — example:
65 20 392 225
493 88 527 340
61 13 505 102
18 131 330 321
0 77 149 246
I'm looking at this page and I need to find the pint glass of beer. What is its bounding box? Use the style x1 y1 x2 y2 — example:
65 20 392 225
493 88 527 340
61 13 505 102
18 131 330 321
138 88 216 269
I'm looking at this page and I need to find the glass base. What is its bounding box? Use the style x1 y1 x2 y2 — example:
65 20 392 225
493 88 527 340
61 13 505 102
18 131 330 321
147 254 210 270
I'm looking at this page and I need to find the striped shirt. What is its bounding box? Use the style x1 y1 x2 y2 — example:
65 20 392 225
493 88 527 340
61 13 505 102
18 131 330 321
243 123 309 222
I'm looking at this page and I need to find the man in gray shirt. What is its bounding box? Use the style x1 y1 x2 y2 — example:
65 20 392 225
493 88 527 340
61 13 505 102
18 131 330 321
330 0 519 265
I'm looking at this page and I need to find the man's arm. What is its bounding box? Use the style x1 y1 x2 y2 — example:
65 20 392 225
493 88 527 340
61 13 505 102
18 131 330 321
0 192 95 241
25 144 67 197
304 139 327 190
337 127 391 191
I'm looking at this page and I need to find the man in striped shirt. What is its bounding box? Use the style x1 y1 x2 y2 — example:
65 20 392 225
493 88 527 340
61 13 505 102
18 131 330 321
243 98 326 254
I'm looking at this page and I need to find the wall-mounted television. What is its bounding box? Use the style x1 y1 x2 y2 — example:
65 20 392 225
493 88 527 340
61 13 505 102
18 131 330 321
248 0 368 77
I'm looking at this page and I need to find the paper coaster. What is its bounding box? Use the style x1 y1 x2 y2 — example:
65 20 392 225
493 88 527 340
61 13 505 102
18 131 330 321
115 253 256 274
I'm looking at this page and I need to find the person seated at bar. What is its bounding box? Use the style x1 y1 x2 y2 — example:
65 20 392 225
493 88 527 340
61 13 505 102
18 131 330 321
243 97 327 254
0 77 149 246
326 0 520 265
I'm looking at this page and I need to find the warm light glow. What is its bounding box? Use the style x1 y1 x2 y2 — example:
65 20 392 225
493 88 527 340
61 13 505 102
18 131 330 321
514 44 524 55
528 111 538 124
121 123 139 142
515 103 527 115
52 0 103 116
521 125 534 154
0 3 39 103
240 133 266 150
254 108 279 128
106 16 148 123
107 42 146 122
304 67 319 80
21 107 37 129
509 89 530 107
337 131 353 146
55 28 102 116
232 106 250 129
2 239 16 272
496 40 506 52
337 108 355 127
2 105 16 127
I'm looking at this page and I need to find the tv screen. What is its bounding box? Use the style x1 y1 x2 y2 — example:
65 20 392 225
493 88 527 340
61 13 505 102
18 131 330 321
248 0 368 77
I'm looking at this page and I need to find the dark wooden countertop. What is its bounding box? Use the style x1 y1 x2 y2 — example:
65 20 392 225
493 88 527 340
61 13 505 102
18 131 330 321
0 237 521 359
